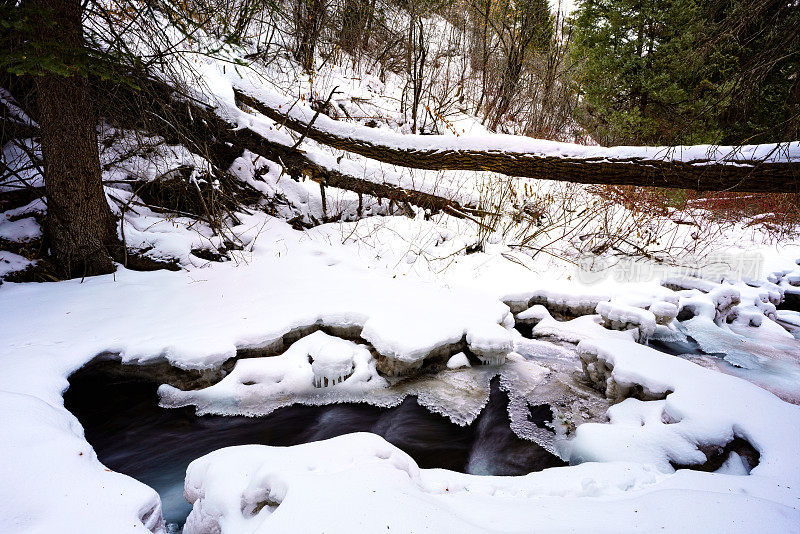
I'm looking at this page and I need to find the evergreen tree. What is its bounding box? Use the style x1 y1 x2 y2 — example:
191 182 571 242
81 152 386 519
570 0 799 146
704 0 800 144
570 0 713 145
2 0 120 278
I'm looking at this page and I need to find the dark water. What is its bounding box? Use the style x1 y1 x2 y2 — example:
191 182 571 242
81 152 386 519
778 291 800 312
649 336 705 356
64 363 565 528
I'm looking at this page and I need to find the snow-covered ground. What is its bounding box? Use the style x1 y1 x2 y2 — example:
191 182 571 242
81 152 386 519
2 201 800 532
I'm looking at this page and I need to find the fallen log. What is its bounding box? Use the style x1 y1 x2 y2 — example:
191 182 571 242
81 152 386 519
105 79 482 218
215 122 481 217
233 86 800 194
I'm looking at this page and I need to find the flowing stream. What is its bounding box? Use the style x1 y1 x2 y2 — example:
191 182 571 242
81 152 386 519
64 314 800 531
64 363 565 529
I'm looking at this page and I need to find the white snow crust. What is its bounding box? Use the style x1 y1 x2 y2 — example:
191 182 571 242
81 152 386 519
180 432 799 534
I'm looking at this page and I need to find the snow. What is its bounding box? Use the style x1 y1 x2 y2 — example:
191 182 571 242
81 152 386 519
572 337 800 484
465 322 513 364
159 340 554 433
778 310 800 327
0 139 41 193
0 213 513 389
715 451 752 475
179 433 800 534
446 352 470 369
649 300 678 325
516 303 551 324
0 216 40 242
231 74 800 165
159 330 388 414
0 88 36 127
0 212 528 532
596 300 657 342
0 250 32 277
513 286 611 316
0 391 164 534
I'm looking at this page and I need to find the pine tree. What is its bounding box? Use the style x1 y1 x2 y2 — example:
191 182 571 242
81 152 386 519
2 0 120 278
570 0 711 145
570 0 799 146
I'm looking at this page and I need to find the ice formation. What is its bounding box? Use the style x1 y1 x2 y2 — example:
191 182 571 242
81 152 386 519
160 339 562 439
596 300 657 342
159 331 387 413
465 322 513 365
308 335 358 388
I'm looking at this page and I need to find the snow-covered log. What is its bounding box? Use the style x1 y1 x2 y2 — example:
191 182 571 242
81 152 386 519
233 85 800 194
122 80 484 219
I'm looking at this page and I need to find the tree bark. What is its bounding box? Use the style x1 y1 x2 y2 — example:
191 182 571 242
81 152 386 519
234 88 800 194
32 0 118 278
107 78 481 218
294 0 325 73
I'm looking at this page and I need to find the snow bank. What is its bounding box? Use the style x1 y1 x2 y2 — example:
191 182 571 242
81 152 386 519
180 432 800 534
0 392 165 534
0 215 512 384
596 301 657 342
574 337 800 483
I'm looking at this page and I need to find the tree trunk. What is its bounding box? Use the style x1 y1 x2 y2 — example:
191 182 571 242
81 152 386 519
233 87 800 193
294 0 325 73
32 0 118 278
104 77 482 218
489 47 523 130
